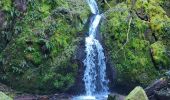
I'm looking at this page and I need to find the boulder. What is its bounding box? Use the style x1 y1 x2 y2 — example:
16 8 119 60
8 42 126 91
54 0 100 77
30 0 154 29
107 94 117 100
155 88 170 100
0 91 13 100
101 2 158 88
125 86 148 100
101 0 170 88
145 78 168 98
145 77 170 100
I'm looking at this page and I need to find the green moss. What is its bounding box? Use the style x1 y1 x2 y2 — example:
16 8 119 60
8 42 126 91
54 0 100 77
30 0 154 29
128 0 170 38
39 3 51 16
101 3 158 86
151 41 170 68
0 0 12 11
0 92 13 100
1 0 89 93
125 86 148 100
101 0 170 87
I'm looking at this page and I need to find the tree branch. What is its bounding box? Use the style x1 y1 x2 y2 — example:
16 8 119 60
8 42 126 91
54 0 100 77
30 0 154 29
104 0 111 8
116 17 132 54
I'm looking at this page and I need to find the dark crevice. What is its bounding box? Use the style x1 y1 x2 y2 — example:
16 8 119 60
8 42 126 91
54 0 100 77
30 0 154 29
143 28 159 70
150 48 159 70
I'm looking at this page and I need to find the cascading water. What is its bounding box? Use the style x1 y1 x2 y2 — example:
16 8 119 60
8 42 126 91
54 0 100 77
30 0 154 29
83 0 109 96
73 0 109 99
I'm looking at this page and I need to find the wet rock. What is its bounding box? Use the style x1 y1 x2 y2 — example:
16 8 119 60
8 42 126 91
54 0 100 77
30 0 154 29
162 0 170 17
145 78 168 99
38 95 49 100
107 93 125 100
0 91 13 100
144 76 170 100
107 94 117 100
155 87 170 100
68 37 86 94
14 94 37 100
125 86 148 100
49 93 72 100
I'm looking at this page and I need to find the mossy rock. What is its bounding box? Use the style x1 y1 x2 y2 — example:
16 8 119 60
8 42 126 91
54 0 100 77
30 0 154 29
101 0 170 88
0 91 13 100
125 86 148 100
101 2 158 87
0 0 90 93
128 0 170 38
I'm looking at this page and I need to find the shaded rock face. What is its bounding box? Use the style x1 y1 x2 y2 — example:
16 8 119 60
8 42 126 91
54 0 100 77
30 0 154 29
0 11 5 28
0 10 13 54
68 37 86 94
145 77 170 100
0 10 7 52
161 0 170 17
145 78 168 98
155 88 170 100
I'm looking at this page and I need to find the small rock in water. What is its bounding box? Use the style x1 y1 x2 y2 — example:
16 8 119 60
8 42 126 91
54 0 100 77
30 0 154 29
107 94 117 100
38 95 49 100
14 94 37 100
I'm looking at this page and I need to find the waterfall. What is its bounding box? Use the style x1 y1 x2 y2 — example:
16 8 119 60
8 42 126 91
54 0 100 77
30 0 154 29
83 0 109 96
73 0 109 99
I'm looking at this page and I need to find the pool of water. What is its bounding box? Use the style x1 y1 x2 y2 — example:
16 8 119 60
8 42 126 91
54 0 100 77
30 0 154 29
72 94 108 100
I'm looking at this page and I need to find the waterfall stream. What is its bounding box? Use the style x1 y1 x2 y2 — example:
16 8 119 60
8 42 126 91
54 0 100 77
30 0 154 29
73 0 109 99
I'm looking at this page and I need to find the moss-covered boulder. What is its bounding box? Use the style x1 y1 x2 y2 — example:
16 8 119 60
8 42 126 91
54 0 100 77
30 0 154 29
101 2 157 86
0 91 13 100
0 0 90 93
101 0 170 87
125 86 148 100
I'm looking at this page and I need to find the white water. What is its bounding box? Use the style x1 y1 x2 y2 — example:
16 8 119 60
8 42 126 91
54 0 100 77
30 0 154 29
86 0 99 14
73 0 109 99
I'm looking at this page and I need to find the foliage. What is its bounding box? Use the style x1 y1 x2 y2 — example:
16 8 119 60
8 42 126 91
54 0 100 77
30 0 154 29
0 0 90 93
151 41 170 68
101 0 170 87
101 3 159 86
0 0 12 11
